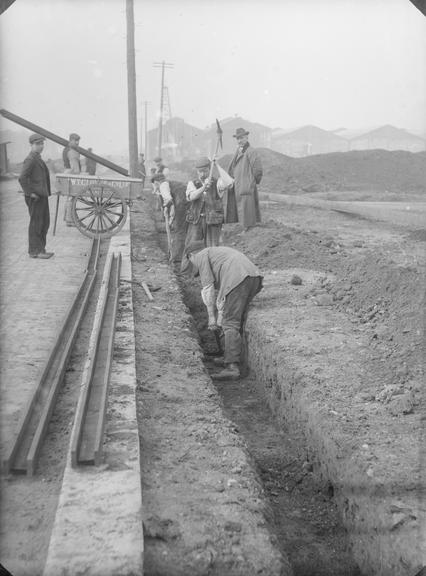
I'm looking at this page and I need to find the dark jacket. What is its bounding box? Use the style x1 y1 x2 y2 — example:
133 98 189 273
86 157 97 175
19 152 51 198
62 146 71 169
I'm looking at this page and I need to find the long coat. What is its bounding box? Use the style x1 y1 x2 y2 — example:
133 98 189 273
226 145 263 228
19 151 51 197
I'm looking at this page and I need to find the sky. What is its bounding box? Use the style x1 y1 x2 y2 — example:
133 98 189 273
0 0 425 156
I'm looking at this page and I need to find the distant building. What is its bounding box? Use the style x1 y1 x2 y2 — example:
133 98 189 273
271 125 348 157
347 125 425 152
147 117 206 163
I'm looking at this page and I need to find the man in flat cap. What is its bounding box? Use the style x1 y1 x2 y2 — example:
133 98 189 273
153 156 169 178
63 133 83 174
151 156 170 211
63 132 85 225
151 172 188 264
184 156 225 249
18 134 54 259
226 127 263 231
181 241 263 381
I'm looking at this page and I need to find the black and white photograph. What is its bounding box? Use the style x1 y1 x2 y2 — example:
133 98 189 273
0 1 425 575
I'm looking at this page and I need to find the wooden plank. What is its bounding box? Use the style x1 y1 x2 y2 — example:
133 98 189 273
0 108 129 176
94 253 122 466
70 253 114 466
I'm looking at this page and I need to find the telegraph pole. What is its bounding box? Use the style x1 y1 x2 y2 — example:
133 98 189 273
153 61 174 157
144 100 150 161
126 0 138 177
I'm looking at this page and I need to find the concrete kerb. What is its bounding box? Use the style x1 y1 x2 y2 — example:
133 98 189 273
43 219 143 576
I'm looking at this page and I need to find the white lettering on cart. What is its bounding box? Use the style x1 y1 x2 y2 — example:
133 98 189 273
69 178 129 188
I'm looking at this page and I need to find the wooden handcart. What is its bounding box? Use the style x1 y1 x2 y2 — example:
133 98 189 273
55 174 143 238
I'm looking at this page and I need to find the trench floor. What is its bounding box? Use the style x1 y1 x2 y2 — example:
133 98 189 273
157 218 363 574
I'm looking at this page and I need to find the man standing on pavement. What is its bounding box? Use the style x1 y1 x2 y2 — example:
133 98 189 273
137 153 146 188
184 156 225 249
19 133 54 259
181 241 263 381
226 128 263 231
63 133 82 173
63 133 84 225
86 148 97 176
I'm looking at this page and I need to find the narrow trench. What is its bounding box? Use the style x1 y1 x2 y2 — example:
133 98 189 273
176 272 363 576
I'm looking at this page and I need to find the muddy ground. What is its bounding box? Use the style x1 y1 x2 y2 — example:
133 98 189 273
131 183 425 576
1 172 423 575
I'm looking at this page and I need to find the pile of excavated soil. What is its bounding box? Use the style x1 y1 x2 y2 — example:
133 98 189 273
219 207 425 575
215 149 426 195
224 219 424 414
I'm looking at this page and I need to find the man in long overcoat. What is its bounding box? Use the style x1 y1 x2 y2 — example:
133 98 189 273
19 133 54 259
226 128 263 230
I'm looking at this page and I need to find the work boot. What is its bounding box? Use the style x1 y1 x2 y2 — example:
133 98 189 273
211 363 240 381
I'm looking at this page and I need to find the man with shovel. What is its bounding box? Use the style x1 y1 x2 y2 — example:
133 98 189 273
184 156 225 249
151 172 188 265
181 241 263 381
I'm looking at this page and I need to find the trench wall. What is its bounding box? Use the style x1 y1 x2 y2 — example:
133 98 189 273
246 268 425 576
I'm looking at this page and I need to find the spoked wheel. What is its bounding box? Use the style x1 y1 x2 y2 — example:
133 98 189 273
71 185 127 238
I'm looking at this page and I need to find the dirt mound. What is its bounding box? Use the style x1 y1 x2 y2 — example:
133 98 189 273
223 219 424 408
216 149 426 196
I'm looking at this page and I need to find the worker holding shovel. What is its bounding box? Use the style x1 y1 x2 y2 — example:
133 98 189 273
151 172 188 265
181 241 263 381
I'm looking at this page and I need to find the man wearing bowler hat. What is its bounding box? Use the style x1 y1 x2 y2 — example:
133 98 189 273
226 127 263 231
19 133 54 259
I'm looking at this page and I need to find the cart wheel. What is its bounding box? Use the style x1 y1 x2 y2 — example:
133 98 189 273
71 185 127 238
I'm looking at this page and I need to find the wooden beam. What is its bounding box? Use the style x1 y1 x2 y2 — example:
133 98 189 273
0 108 129 176
0 0 16 15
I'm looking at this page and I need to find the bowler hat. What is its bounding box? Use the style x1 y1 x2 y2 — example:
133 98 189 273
195 156 211 169
233 128 249 138
153 156 162 163
29 133 45 144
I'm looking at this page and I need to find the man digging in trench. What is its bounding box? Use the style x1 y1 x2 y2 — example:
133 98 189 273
181 240 263 381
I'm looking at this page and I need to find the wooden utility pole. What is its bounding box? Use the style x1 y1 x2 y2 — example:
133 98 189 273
144 101 150 161
126 0 138 177
153 61 174 158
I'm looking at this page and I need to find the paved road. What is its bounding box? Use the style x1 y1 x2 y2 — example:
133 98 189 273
0 178 90 450
263 193 426 230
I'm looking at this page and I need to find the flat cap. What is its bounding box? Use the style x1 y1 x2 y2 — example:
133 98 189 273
69 133 80 140
153 156 162 162
195 156 211 169
180 240 206 274
29 133 45 144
